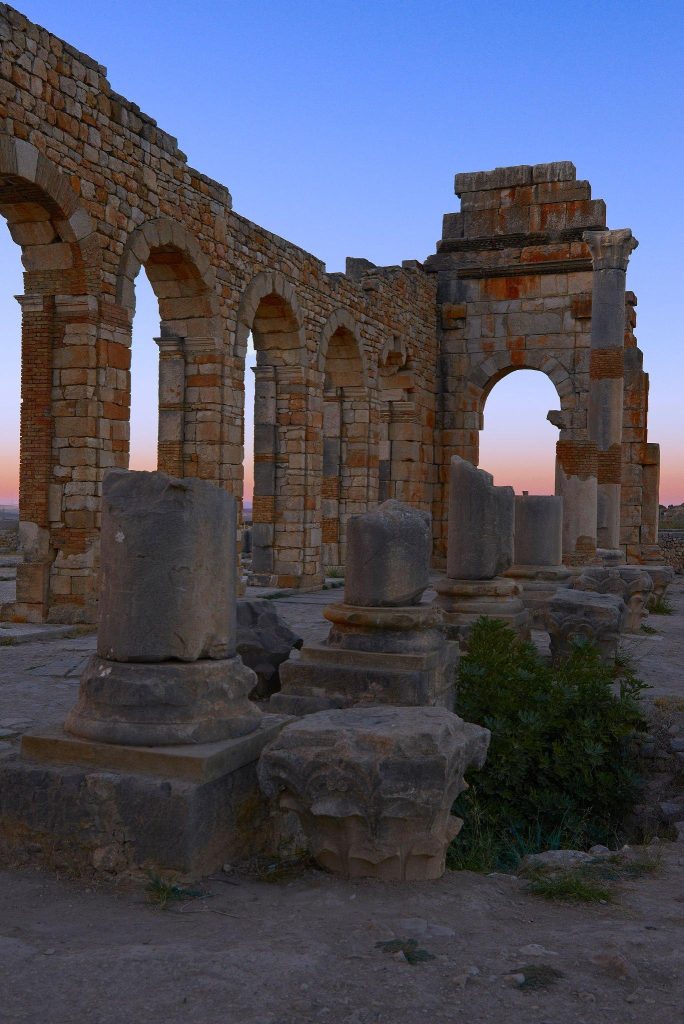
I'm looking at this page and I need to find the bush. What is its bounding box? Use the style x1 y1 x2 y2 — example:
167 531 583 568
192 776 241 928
448 618 648 872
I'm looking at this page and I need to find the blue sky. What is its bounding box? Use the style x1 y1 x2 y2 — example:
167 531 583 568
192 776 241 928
1 0 682 503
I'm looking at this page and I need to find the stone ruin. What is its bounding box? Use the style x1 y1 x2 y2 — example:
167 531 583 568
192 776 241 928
0 4 670 629
0 4 678 884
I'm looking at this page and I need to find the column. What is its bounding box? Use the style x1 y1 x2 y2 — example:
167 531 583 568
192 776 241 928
155 334 185 477
584 228 638 553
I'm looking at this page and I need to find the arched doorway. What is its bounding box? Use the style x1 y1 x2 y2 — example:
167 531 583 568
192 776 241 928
0 217 23 612
0 137 97 622
320 316 367 572
237 274 307 587
478 368 559 494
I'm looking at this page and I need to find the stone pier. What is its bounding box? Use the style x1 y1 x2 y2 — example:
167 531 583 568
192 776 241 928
505 493 573 627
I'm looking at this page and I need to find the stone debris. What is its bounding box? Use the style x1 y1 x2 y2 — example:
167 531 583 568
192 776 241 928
258 705 490 881
546 588 627 664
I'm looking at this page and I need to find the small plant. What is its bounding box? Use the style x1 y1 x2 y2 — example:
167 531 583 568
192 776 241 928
325 566 345 579
650 595 673 615
145 873 207 909
641 623 659 635
449 618 648 872
525 870 615 904
376 938 436 964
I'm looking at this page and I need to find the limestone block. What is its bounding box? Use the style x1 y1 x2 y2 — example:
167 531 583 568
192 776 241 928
447 457 514 580
344 499 431 607
547 590 627 665
258 706 490 880
434 576 530 643
513 494 563 567
97 470 236 663
571 566 653 633
236 598 303 700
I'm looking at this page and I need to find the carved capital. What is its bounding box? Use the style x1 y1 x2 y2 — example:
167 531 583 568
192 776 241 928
154 335 184 357
583 228 638 271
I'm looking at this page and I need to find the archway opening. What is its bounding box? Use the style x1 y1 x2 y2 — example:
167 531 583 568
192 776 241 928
0 218 23 611
244 290 304 585
322 324 365 572
129 268 160 472
479 369 559 493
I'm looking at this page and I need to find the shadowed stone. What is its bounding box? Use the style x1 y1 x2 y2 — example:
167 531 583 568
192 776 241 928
547 589 627 664
571 565 653 633
344 500 431 607
97 469 236 663
236 599 303 700
447 457 514 580
514 494 563 567
258 706 490 881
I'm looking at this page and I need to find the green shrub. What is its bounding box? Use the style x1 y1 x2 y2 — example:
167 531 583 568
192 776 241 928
449 618 648 872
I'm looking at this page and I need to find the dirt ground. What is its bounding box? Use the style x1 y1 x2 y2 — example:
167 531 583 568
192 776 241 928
0 574 682 1024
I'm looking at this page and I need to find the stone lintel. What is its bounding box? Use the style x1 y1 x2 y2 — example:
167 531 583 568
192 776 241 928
21 714 290 784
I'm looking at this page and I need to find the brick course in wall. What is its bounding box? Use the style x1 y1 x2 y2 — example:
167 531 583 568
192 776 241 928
0 6 663 621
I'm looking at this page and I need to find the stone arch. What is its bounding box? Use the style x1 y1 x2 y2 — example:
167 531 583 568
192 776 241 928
0 137 98 623
317 308 369 385
236 270 306 362
237 271 308 587
471 350 575 429
114 218 223 480
318 310 370 572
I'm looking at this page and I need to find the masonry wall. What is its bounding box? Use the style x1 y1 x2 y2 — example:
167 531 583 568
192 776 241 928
0 3 663 622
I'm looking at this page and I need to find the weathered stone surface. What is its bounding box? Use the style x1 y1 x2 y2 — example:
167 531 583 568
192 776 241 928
258 706 490 880
434 576 530 643
344 500 431 607
513 494 563 568
447 457 514 580
571 565 653 632
236 598 303 700
65 655 261 746
504 565 574 628
546 589 627 664
272 604 457 715
2 716 294 876
98 470 236 663
642 564 676 606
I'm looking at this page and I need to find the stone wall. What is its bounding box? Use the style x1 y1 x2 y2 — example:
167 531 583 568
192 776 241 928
0 4 663 621
660 533 684 575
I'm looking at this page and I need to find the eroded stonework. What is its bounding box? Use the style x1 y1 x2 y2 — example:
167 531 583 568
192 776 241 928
0 5 664 623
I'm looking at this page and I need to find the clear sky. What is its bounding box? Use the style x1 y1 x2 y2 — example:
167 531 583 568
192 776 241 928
1 0 682 505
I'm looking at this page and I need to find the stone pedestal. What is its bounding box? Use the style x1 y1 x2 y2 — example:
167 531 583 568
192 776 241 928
642 565 675 609
258 706 490 881
571 565 653 633
546 589 627 665
4 716 291 877
434 577 530 643
504 565 574 629
271 604 457 715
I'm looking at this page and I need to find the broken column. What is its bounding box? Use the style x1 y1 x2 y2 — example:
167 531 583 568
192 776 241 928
271 500 458 715
434 457 529 642
505 494 573 628
584 228 638 558
259 706 490 881
66 470 261 744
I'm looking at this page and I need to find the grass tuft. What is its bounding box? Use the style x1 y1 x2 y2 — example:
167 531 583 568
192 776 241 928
650 595 673 615
513 963 564 990
145 873 207 909
641 623 659 635
376 938 436 964
525 870 615 904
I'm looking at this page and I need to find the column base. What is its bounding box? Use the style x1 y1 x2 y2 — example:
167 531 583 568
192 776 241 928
504 565 574 628
271 603 458 715
433 577 531 644
0 715 293 877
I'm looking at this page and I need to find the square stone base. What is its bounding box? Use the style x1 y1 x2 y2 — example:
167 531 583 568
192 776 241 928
0 716 292 878
270 642 457 716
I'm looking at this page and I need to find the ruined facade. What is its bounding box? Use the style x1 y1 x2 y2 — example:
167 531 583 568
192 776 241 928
0 4 661 623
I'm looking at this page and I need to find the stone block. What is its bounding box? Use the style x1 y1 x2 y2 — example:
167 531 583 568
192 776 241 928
571 566 653 633
236 598 303 700
344 499 431 607
434 576 530 643
97 470 236 663
258 706 490 880
546 589 627 664
447 457 514 579
513 494 563 567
